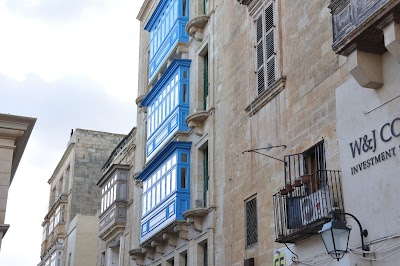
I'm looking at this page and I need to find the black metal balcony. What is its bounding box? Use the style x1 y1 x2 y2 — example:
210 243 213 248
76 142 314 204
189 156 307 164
273 170 344 243
329 0 400 55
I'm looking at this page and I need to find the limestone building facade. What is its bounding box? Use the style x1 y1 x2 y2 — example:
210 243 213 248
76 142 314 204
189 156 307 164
100 0 400 265
0 113 35 251
38 129 125 266
97 127 137 266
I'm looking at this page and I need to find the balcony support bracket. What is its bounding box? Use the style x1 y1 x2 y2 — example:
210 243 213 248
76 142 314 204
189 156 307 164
383 21 400 63
348 49 383 89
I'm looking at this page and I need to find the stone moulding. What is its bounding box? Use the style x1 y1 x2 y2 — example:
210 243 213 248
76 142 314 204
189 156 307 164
245 77 286 117
185 107 215 135
186 15 210 41
183 206 216 232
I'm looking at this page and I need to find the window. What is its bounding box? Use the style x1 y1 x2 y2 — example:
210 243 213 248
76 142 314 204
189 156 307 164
203 242 208 266
204 0 208 14
142 154 178 216
245 196 258 247
255 2 276 95
101 174 118 214
203 147 209 206
203 52 209 109
303 141 326 193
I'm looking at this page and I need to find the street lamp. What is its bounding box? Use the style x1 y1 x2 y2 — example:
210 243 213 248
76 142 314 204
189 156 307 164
318 212 369 261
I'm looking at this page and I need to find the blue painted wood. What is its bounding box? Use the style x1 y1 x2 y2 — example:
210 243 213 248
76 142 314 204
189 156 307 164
145 0 189 81
137 142 191 243
142 59 191 162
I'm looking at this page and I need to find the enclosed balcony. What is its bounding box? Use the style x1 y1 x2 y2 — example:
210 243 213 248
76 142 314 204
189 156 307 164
41 196 67 258
137 141 191 244
329 0 400 55
98 165 129 240
142 59 191 162
146 0 189 82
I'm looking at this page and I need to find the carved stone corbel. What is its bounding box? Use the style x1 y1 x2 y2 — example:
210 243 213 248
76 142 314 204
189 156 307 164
163 232 177 247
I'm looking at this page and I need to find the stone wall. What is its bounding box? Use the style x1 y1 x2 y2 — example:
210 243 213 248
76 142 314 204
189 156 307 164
68 129 125 222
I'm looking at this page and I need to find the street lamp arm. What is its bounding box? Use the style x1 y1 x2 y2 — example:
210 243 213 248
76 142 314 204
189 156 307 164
334 211 370 254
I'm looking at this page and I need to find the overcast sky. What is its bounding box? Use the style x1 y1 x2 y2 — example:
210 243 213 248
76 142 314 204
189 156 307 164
0 0 142 265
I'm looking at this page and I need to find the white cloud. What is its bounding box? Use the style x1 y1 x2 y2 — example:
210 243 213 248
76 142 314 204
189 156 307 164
0 0 141 103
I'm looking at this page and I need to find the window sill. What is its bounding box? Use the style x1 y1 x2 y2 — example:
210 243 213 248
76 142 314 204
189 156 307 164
245 77 286 116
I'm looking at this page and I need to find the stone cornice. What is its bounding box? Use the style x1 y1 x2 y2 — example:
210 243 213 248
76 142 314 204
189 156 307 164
0 113 36 184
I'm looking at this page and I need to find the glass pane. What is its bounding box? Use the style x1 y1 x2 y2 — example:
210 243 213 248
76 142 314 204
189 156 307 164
181 168 187 188
167 159 171 170
161 178 166 200
156 182 161 205
151 187 156 208
147 191 151 211
162 165 166 175
171 168 176 191
181 153 188 162
113 185 116 201
172 154 177 165
175 86 178 106
142 195 146 215
183 84 187 103
166 173 171 196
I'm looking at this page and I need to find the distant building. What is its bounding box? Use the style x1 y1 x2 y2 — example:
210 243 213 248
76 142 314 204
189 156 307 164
0 113 35 251
97 128 136 266
38 129 125 266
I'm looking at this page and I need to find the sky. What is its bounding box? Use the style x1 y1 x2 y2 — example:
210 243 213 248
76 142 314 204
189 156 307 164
0 0 143 265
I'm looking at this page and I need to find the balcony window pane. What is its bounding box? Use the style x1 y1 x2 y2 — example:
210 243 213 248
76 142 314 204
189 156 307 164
171 168 176 191
172 154 177 165
181 153 188 162
181 168 187 188
161 178 166 200
175 86 179 106
166 173 171 196
182 84 187 103
147 191 151 211
142 195 147 215
113 185 116 201
152 187 156 208
156 182 161 205
167 159 171 170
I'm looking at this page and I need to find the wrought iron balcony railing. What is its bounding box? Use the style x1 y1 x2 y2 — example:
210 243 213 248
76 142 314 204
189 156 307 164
273 170 344 243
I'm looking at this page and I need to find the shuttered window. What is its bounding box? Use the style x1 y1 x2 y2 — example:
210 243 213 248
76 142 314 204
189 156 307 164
245 196 258 247
256 3 276 95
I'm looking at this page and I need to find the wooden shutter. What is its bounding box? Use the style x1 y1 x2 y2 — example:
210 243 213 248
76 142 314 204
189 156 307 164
265 3 276 88
256 3 276 96
256 15 265 95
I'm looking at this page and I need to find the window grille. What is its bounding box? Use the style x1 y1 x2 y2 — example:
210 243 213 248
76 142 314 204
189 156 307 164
245 196 258 247
256 2 276 95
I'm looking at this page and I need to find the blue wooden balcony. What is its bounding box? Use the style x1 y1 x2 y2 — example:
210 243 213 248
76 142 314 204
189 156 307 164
137 141 191 243
145 0 189 82
142 59 191 162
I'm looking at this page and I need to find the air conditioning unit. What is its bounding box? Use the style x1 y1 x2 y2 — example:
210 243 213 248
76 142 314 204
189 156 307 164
300 189 331 226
